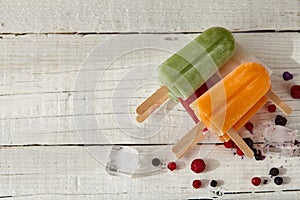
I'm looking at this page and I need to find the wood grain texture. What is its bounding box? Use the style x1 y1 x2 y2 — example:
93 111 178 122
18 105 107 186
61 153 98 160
0 0 299 33
0 1 300 198
0 145 300 199
0 33 299 145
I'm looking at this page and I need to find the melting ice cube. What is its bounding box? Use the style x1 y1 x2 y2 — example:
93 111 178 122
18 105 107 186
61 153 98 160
263 125 297 156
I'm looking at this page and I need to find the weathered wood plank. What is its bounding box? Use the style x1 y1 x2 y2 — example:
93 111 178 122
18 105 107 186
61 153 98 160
0 33 299 145
0 145 299 198
0 0 299 33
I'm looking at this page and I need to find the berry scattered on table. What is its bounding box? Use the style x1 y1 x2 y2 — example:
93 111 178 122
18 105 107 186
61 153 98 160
251 177 261 186
282 71 293 81
274 177 283 185
268 104 276 113
275 115 287 126
210 180 218 187
191 159 206 173
243 138 254 148
245 122 254 132
291 85 300 99
224 140 235 148
167 162 177 171
269 167 280 177
192 179 202 189
151 158 161 166
236 148 244 156
263 180 268 184
251 147 258 155
254 150 265 161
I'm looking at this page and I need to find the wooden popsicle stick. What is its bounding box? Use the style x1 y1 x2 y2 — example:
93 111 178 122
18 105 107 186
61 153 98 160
136 92 169 123
265 89 292 115
172 123 206 158
136 86 169 115
136 104 159 123
176 130 206 159
226 128 254 158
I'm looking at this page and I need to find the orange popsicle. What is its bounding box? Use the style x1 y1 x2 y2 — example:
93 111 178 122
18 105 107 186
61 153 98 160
173 62 292 158
191 62 271 135
220 95 268 141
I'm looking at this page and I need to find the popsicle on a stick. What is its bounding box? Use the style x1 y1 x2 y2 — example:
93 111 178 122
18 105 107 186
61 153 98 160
178 43 260 124
136 27 235 122
173 62 292 158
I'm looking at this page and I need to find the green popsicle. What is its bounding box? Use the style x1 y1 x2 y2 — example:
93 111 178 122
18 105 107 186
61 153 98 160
158 27 235 100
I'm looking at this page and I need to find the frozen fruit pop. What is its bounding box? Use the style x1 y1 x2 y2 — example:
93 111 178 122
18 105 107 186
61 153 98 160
136 27 235 122
179 43 261 124
192 62 271 134
173 62 292 158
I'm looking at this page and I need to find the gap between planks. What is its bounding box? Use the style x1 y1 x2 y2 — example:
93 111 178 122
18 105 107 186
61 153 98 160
0 29 299 37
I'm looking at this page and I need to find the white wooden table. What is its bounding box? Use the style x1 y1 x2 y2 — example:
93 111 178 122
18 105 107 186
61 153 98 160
0 0 299 199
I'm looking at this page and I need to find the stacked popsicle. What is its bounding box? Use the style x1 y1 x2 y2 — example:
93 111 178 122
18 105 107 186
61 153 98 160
178 43 262 125
136 27 235 122
135 27 292 158
172 62 292 158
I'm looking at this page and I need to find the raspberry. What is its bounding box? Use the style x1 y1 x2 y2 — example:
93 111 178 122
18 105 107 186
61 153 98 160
282 71 293 81
167 162 177 171
192 179 202 189
245 122 254 132
251 177 261 186
268 104 276 113
224 140 235 148
191 159 206 173
291 85 300 99
236 148 244 156
275 115 287 126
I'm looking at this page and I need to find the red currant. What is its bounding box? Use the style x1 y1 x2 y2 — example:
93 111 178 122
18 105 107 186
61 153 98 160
268 104 276 113
245 122 254 132
167 162 177 171
236 148 244 156
224 140 235 148
251 177 261 186
192 179 202 189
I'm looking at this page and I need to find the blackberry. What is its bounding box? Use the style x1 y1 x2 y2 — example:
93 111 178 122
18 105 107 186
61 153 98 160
210 180 218 187
274 177 283 185
243 138 254 148
275 115 287 126
269 167 279 176
282 71 293 81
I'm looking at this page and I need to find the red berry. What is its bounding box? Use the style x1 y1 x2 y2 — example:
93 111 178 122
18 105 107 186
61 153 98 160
291 85 300 99
224 140 235 148
245 122 254 132
202 128 208 132
236 148 244 156
268 104 276 113
252 177 261 186
192 179 202 189
191 159 206 173
167 162 177 171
